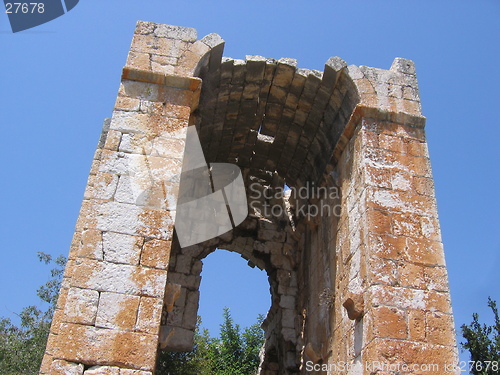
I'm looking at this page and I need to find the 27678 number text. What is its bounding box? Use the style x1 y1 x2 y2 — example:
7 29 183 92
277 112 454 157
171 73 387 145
5 3 45 13
457 361 499 372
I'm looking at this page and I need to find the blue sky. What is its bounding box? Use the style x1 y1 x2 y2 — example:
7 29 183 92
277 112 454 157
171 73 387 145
0 0 498 368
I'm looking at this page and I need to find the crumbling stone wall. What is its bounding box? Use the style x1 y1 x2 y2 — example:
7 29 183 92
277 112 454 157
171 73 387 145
41 21 458 375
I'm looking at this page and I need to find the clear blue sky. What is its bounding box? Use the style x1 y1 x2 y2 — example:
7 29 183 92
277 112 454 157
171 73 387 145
1 0 498 368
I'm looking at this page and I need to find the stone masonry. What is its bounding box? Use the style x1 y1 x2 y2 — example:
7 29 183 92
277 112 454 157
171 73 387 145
40 22 459 374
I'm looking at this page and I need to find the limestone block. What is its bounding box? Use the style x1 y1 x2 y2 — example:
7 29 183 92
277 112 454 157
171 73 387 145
39 352 53 374
85 173 119 200
164 283 182 312
403 85 420 101
154 24 197 41
279 295 296 310
138 100 164 115
377 133 405 153
408 308 426 342
134 21 155 35
426 311 456 346
98 150 132 175
404 238 445 266
70 258 168 298
304 342 322 363
151 60 175 75
89 158 101 176
166 305 184 327
163 102 192 121
79 229 103 260
103 130 124 151
52 323 158 371
365 166 392 189
370 305 407 339
50 359 84 375
363 338 457 375
140 239 171 269
420 216 441 241
84 366 120 375
166 272 201 290
200 32 224 70
366 188 434 217
54 286 69 313
150 55 177 67
398 261 427 289
346 64 364 80
366 208 392 236
114 176 138 205
118 133 151 155
118 81 163 102
88 200 174 240
391 211 421 237
282 308 295 329
131 34 190 58
94 201 143 235
150 55 177 75
102 232 143 265
159 326 194 351
323 56 347 89
177 39 211 77
424 265 450 292
135 296 163 334
270 252 292 270
281 327 296 344
390 57 417 75
183 291 200 330
114 174 179 212
391 170 412 191
368 284 451 314
64 287 99 325
175 254 192 274
191 259 202 274
125 51 151 71
368 256 397 286
136 207 175 239
245 55 266 81
95 292 140 330
172 286 187 308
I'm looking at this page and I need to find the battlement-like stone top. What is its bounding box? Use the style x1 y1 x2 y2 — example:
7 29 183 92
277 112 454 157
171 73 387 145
128 21 421 116
120 22 424 187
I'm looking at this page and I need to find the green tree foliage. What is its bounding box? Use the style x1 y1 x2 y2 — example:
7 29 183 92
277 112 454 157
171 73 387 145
157 308 264 375
461 297 500 375
0 253 66 375
0 254 263 375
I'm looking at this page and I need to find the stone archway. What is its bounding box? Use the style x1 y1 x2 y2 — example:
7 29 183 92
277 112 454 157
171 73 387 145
41 22 459 375
158 44 362 372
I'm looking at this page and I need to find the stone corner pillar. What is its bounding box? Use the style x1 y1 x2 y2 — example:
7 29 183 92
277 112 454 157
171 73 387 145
331 58 459 374
40 22 223 375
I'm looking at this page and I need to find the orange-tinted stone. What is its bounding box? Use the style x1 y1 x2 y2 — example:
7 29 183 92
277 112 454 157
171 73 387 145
52 323 158 371
371 305 407 339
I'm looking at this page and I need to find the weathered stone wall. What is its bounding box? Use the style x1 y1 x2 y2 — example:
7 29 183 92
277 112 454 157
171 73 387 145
41 21 458 375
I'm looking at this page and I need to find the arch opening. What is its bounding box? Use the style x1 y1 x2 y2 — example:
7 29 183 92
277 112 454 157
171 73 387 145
161 53 359 372
197 248 270 335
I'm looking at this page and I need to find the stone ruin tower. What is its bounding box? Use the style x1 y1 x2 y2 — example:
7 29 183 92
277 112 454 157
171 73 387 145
40 22 459 374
